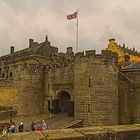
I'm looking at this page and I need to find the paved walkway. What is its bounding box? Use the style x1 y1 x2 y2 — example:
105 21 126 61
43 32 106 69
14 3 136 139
1 113 75 132
45 113 75 129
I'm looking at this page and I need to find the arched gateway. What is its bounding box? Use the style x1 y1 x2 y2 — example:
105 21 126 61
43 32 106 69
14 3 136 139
57 91 70 112
51 90 74 116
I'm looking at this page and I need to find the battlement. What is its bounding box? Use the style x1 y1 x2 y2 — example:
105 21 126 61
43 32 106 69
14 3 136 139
75 50 118 64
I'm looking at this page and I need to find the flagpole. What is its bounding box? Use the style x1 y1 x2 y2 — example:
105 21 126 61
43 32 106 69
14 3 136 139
76 9 78 52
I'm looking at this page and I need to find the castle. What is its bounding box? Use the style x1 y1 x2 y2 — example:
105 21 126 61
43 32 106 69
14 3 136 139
0 35 140 127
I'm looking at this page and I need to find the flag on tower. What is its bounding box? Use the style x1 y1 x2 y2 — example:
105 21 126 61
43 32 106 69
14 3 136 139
66 10 79 52
67 12 77 20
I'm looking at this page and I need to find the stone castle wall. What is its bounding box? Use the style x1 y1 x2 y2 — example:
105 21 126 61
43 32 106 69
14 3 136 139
0 62 47 116
74 50 118 126
118 68 140 125
118 81 130 124
123 71 140 124
45 63 74 98
0 81 15 107
14 63 45 116
134 73 140 123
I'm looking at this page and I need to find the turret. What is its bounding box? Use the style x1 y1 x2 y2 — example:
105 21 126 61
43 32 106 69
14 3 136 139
109 38 116 44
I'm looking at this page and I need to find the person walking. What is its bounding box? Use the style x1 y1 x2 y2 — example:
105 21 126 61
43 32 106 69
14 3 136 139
18 122 24 132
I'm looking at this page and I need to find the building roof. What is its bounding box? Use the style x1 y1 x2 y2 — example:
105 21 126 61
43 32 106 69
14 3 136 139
0 36 58 65
122 61 140 71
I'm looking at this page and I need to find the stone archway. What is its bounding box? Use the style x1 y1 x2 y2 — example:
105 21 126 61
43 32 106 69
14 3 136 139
58 91 70 113
52 90 74 116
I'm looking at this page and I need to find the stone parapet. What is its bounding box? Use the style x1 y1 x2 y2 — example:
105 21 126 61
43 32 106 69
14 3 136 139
75 50 118 65
0 124 140 140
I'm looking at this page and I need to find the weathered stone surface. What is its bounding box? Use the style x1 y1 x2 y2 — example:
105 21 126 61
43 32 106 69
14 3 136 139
120 63 140 124
0 86 14 107
0 125 140 140
3 35 140 128
42 129 85 140
74 56 118 126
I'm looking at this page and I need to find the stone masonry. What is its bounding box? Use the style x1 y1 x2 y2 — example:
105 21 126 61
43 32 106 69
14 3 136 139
74 50 118 126
0 35 139 127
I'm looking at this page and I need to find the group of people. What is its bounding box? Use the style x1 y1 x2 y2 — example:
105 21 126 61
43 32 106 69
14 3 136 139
0 122 16 135
0 120 48 135
31 120 48 132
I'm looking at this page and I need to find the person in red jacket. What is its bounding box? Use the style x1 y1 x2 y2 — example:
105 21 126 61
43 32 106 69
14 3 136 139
37 125 43 131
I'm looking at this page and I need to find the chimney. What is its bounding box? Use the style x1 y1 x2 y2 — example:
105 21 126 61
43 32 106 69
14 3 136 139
67 47 73 53
29 39 34 48
10 46 14 54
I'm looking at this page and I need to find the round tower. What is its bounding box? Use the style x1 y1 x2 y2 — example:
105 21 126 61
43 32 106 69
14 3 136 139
74 50 118 126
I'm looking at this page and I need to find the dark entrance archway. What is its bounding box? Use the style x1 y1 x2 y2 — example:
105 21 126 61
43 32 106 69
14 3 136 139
52 90 74 116
58 91 70 113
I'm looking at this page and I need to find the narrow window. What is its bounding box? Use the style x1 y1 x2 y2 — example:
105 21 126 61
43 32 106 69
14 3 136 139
48 84 50 93
2 73 5 78
88 104 90 112
9 72 13 78
89 78 90 87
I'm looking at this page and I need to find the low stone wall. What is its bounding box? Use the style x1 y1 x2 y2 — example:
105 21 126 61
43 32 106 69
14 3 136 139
0 124 140 140
0 109 17 120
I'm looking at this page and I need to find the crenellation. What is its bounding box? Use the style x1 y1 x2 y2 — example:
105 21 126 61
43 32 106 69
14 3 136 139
75 52 84 58
85 50 96 56
74 50 118 68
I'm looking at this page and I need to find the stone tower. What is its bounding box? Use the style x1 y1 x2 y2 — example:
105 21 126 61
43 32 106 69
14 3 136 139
74 50 118 126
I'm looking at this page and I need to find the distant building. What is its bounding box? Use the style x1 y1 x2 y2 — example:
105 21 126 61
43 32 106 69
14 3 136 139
106 38 140 68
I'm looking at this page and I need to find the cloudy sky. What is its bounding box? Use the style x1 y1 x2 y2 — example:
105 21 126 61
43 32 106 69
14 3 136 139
0 0 140 55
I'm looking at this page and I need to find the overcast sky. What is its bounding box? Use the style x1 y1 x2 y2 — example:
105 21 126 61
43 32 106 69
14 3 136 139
0 0 140 55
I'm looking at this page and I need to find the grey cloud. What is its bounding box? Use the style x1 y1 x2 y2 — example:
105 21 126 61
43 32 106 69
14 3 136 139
0 0 140 55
